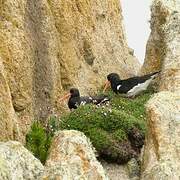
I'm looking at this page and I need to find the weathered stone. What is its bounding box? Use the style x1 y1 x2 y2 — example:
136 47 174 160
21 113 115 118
0 0 140 142
141 1 180 179
0 0 62 141
43 130 108 179
158 10 180 91
0 58 23 142
141 0 180 92
128 48 134 56
141 91 180 180
127 158 140 180
101 160 129 180
48 0 140 94
0 141 44 180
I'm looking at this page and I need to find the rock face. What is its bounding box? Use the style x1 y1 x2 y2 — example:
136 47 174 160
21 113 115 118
141 1 180 179
0 59 23 141
48 0 140 93
0 0 140 142
141 0 180 92
141 91 180 180
0 141 44 179
0 0 61 141
43 130 108 179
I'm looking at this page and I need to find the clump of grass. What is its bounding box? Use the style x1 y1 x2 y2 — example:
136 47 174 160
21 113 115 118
59 90 153 163
112 129 127 142
110 90 153 121
26 90 153 164
25 122 52 164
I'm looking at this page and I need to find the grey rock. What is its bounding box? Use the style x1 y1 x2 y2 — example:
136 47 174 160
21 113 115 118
43 130 108 180
0 141 44 180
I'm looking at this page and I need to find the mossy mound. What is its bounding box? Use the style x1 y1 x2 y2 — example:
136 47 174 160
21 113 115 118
59 90 153 163
26 90 153 164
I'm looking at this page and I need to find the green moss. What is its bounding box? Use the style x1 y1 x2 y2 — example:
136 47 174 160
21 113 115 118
26 89 153 164
60 103 147 136
59 90 153 163
86 128 111 151
112 129 127 142
103 89 153 118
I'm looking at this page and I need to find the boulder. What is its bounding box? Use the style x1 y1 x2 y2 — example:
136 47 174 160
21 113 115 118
43 130 108 179
141 91 180 180
0 141 44 180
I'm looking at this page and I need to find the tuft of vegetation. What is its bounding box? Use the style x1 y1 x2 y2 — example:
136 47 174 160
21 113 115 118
59 90 153 163
26 89 153 164
25 122 52 164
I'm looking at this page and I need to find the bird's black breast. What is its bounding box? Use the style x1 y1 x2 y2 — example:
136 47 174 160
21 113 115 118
111 81 120 94
68 97 80 110
68 96 93 110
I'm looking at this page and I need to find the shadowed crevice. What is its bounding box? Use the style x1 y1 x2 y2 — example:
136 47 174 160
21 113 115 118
25 0 54 120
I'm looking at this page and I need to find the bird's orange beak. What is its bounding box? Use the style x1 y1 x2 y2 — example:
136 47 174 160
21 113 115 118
59 93 71 102
103 80 110 93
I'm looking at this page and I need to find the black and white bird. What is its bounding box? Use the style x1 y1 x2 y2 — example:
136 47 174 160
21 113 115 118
60 88 110 110
103 71 160 98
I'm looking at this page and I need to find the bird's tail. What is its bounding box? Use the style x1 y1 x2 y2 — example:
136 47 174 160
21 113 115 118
143 70 161 79
150 70 161 76
91 95 110 105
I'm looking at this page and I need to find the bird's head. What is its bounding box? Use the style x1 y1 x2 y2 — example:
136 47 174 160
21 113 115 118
59 88 80 102
103 73 120 92
107 73 120 82
69 88 80 98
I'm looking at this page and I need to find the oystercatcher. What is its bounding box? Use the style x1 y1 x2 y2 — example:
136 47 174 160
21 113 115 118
59 88 110 110
103 71 160 97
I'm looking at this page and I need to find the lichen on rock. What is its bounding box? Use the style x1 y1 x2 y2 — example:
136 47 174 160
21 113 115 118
141 0 180 92
140 1 180 179
141 91 180 180
0 141 44 179
43 130 108 179
0 58 23 142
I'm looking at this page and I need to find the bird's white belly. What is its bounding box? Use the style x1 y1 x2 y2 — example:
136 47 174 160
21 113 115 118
127 79 152 97
80 101 87 105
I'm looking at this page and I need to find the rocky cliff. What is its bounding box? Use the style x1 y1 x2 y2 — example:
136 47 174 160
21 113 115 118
141 0 180 179
0 0 140 142
141 0 180 92
0 59 22 141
